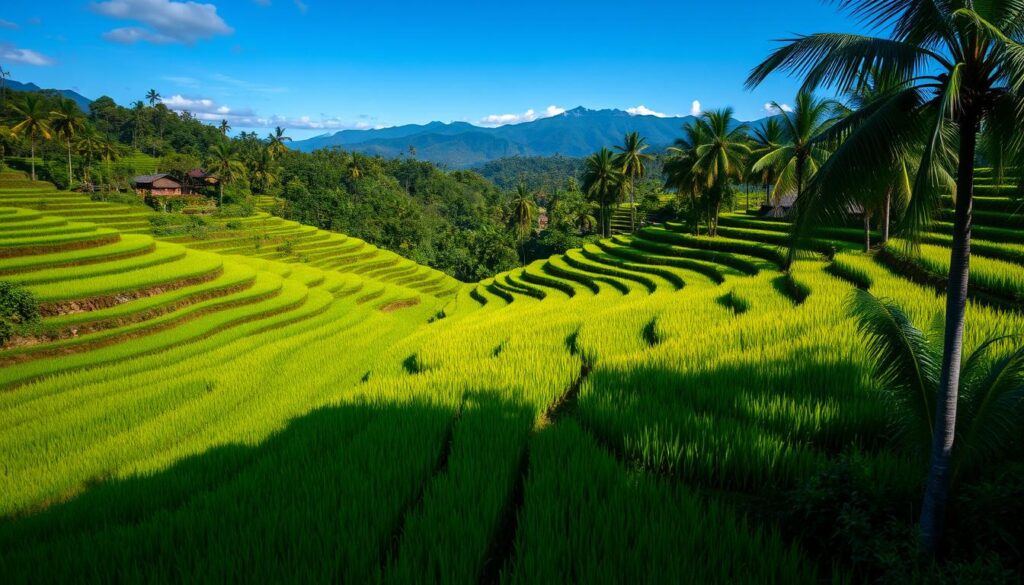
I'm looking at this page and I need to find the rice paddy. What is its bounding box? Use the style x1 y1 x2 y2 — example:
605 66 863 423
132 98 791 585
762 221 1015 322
1 168 1022 582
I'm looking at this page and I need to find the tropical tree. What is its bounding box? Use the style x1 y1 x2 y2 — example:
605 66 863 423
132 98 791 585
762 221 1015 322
508 182 538 265
219 119 231 136
581 148 623 238
751 92 841 204
615 131 653 232
747 0 1024 555
267 126 291 159
75 128 102 184
685 108 750 236
49 99 85 184
248 146 278 194
131 100 147 149
749 117 785 205
10 94 52 181
206 141 246 205
145 89 161 107
664 122 708 235
851 289 1024 487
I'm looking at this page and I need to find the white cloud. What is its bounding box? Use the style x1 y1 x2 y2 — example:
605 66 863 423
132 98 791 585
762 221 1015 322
160 94 373 130
763 102 793 115
0 43 56 66
690 100 702 116
0 19 18 29
626 105 672 118
477 104 565 127
91 0 233 45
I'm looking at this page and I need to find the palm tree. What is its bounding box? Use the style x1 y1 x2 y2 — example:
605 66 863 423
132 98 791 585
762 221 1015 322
615 132 653 233
747 0 1024 555
145 89 161 107
664 121 709 235
219 119 231 136
851 289 1024 485
581 148 623 238
131 100 146 149
206 141 246 205
75 128 102 184
99 138 118 189
267 126 291 159
508 182 538 265
249 146 278 194
751 92 841 205
749 117 785 206
685 108 750 237
49 99 85 185
10 94 52 182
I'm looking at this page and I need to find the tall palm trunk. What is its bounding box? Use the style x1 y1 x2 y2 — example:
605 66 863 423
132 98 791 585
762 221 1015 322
219 182 225 206
864 212 872 252
919 109 978 557
30 138 36 182
629 181 636 233
67 138 73 185
883 191 891 243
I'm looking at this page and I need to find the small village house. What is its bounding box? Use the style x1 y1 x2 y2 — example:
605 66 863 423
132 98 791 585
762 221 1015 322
132 170 219 197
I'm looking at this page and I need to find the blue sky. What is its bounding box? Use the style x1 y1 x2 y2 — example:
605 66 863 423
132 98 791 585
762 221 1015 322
1 0 868 139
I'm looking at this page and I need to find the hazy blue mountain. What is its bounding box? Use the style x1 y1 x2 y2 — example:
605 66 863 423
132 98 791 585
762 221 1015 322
5 80 93 111
292 106 774 167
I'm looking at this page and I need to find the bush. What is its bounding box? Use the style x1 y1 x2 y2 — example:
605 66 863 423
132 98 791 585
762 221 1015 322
0 282 40 346
215 201 256 218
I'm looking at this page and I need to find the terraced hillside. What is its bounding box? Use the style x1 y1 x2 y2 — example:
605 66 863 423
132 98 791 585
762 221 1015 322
1 170 1023 582
0 172 460 299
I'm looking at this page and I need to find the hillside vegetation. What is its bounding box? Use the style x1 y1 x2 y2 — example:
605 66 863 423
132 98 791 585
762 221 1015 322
1 166 1022 582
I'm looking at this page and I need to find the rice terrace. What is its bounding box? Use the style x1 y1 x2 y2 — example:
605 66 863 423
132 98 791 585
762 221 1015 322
1 0 1024 583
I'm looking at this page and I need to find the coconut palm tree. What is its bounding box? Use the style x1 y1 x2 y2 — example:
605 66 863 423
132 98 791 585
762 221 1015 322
614 131 653 233
664 121 709 235
10 94 52 182
747 0 1024 555
751 92 841 205
130 100 147 149
75 128 102 184
49 99 85 185
749 117 785 206
508 182 537 266
219 119 231 136
267 126 291 159
249 146 278 194
851 289 1024 485
581 148 623 238
145 89 161 107
685 108 750 237
206 141 246 205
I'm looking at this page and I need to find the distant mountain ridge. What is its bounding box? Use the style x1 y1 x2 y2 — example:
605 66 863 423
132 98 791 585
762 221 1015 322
292 106 772 167
4 80 93 112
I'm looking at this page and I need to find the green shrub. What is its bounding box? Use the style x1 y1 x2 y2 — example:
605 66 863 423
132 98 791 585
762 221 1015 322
0 281 40 346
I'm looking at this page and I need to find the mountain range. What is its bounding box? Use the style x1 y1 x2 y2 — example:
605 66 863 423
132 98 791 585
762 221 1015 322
291 107 771 167
4 79 93 112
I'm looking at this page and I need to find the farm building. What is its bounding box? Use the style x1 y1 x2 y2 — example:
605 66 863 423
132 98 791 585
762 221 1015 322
132 170 219 197
132 174 182 196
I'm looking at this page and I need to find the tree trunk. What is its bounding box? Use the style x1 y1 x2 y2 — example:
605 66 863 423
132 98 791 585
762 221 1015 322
864 212 872 252
630 181 636 233
219 182 225 206
919 109 978 557
67 139 73 185
883 191 892 243
30 139 36 182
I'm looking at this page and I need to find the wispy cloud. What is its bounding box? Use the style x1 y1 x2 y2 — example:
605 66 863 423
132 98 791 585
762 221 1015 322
91 0 233 45
478 105 565 127
0 19 18 29
210 73 288 94
0 42 56 66
294 0 308 13
161 75 201 87
161 94 374 130
626 105 676 118
763 102 793 115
